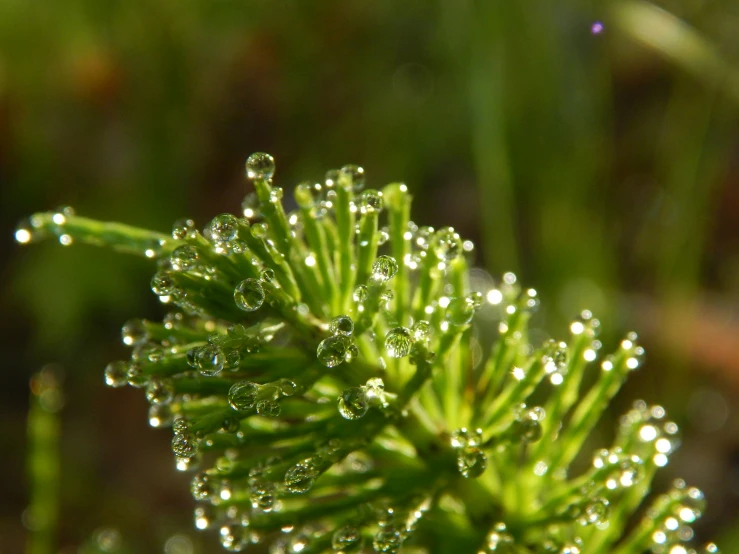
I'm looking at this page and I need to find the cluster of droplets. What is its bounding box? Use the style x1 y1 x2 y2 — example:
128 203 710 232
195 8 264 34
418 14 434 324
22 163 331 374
338 377 387 420
645 479 717 554
620 400 681 468
317 315 358 368
450 428 487 478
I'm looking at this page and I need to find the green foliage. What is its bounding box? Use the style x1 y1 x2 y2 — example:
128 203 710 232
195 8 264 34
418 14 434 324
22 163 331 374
19 155 720 554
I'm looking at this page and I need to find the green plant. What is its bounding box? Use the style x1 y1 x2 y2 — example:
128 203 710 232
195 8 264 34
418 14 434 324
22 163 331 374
17 153 719 554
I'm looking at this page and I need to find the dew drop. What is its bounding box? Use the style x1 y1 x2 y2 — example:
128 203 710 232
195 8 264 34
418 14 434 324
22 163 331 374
344 344 359 363
385 327 412 358
256 399 281 417
209 214 239 243
329 315 354 336
370 256 399 285
191 345 225 376
340 164 365 191
229 381 260 411
194 504 214 530
260 268 275 283
353 285 369 303
172 432 199 459
317 335 351 368
172 218 196 240
358 190 383 214
234 278 265 312
511 406 545 443
220 523 250 552
372 528 402 553
146 378 175 405
14 220 34 244
121 319 147 346
450 428 483 449
171 245 199 271
481 523 515 553
411 320 432 342
332 525 363 552
430 227 462 262
104 361 129 388
245 152 276 181
446 296 477 325
457 446 488 478
151 272 177 296
148 404 173 428
126 363 148 388
578 498 609 526
338 387 369 420
284 459 318 494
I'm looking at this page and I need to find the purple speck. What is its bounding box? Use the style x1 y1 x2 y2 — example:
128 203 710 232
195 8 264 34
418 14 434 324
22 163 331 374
591 21 604 34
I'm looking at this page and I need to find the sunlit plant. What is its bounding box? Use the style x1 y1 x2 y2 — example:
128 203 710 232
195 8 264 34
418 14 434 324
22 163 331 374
18 153 720 554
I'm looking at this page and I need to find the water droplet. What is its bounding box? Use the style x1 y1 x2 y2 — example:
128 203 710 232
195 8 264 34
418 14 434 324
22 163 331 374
241 193 260 219
321 169 339 190
372 528 402 553
245 152 276 181
104 361 129 387
191 344 225 376
329 315 354 336
457 446 487 478
284 459 318 494
338 387 369 420
446 296 477 325
173 418 190 435
260 268 275 282
256 399 281 417
209 214 239 244
411 320 432 342
121 319 147 346
344 344 359 363
482 523 515 553
220 523 250 552
249 479 276 512
151 272 177 296
194 504 214 530
317 335 351 368
229 381 260 411
172 218 196 240
146 378 175 405
358 190 383 214
511 406 545 443
340 164 365 191
234 278 265 312
578 498 609 526
370 256 399 284
332 525 363 552
126 363 148 388
385 327 412 358
269 187 284 203
450 428 483 449
171 245 199 271
353 285 369 303
172 432 199 459
15 220 34 244
430 227 462 262
190 472 215 501
294 181 322 208
148 403 173 428
224 350 241 371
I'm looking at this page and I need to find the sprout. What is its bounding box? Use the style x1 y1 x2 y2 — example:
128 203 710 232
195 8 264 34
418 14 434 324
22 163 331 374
18 154 718 554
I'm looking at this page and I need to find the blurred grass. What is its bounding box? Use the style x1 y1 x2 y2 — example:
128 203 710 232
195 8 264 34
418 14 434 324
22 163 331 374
2 0 739 551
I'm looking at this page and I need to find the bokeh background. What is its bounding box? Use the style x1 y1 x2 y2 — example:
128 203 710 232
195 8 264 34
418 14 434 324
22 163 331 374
2 0 739 552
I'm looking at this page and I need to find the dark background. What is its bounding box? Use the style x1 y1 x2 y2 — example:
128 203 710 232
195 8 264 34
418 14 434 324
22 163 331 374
1 0 739 552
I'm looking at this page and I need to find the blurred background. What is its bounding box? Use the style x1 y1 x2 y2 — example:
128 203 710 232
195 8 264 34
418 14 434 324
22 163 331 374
1 0 739 552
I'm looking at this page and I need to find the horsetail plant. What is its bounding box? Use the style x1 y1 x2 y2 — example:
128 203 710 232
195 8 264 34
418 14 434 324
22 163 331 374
17 153 719 554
